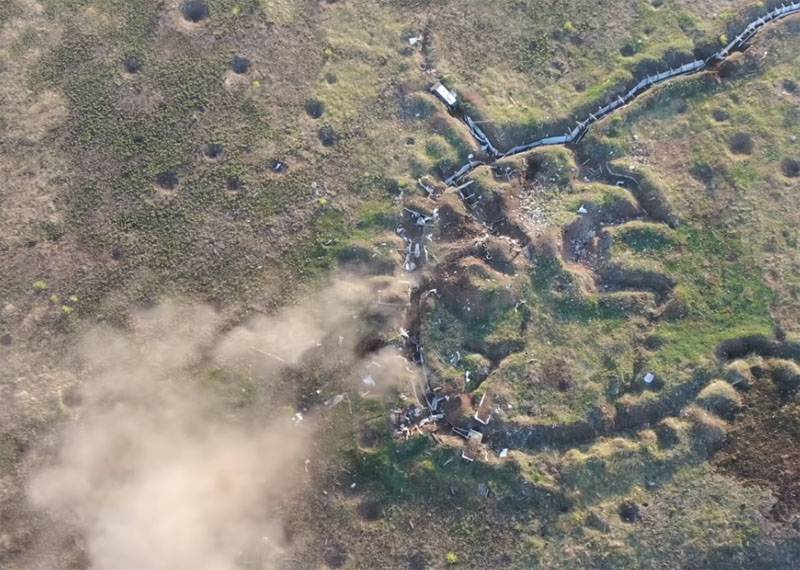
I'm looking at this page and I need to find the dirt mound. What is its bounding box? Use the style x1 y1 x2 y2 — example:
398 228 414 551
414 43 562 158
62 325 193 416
770 359 800 398
433 258 515 323
598 265 675 303
604 165 678 228
696 380 743 419
436 195 481 241
655 418 681 449
686 406 728 456
614 371 711 430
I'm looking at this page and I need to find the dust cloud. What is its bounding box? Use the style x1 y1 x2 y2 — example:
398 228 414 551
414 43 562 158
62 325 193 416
26 275 415 569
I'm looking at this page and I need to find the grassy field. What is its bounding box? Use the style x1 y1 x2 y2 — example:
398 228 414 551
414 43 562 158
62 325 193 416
1 0 800 568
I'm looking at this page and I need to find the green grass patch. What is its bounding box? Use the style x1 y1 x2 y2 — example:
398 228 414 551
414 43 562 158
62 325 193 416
614 223 676 256
653 225 774 369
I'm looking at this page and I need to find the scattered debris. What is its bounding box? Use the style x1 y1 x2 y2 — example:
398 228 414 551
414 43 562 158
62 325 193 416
254 348 287 364
431 82 458 108
418 178 436 197
474 392 493 425
468 429 483 443
327 394 346 407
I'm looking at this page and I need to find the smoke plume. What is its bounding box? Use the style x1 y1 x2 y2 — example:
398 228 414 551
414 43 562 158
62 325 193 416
27 275 414 569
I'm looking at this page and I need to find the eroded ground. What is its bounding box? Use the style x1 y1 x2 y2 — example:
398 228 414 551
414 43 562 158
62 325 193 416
1 0 800 568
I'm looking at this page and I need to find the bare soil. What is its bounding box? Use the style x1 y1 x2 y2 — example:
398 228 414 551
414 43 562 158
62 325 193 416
715 377 800 521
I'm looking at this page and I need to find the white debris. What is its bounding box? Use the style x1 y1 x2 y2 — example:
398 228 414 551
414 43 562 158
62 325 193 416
644 372 655 384
578 204 589 214
431 82 457 107
291 412 304 424
408 35 422 46
327 394 345 407
362 375 377 387
499 448 509 458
